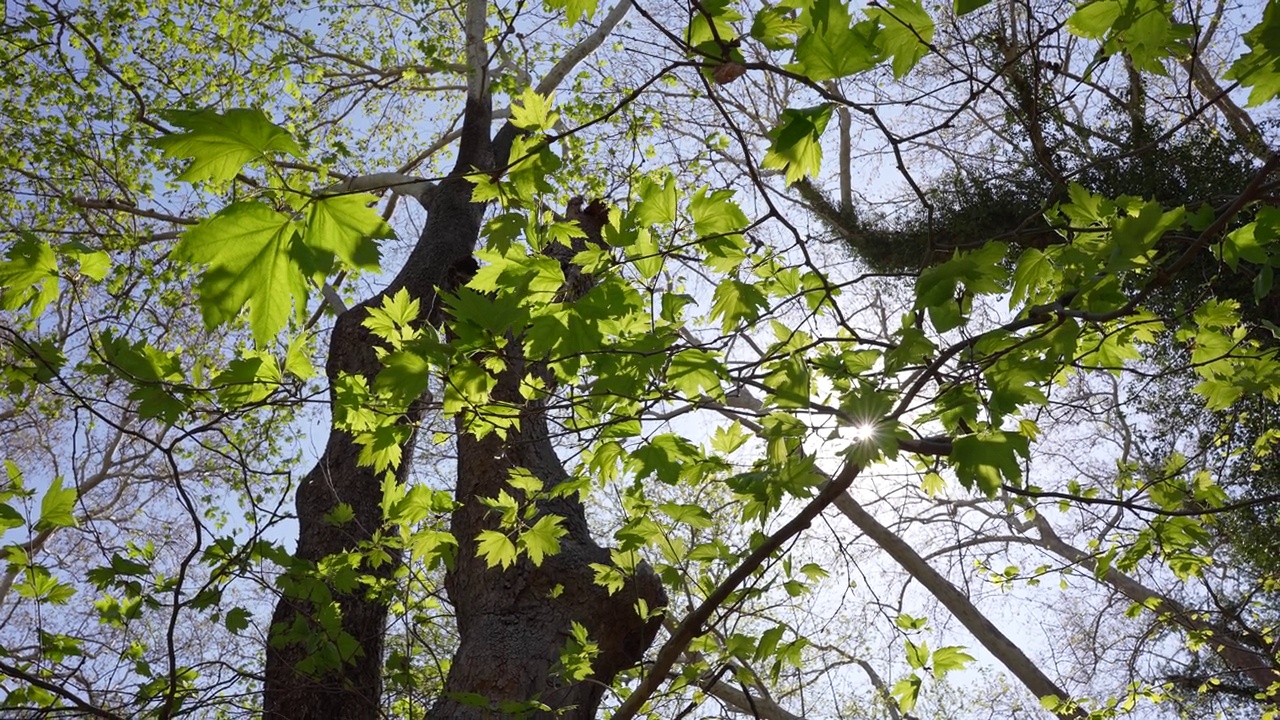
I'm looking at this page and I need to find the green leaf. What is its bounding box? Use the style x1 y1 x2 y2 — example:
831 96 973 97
174 202 307 344
668 349 727 400
954 0 992 14
762 105 832 183
1009 247 1056 309
905 639 929 669
951 431 1030 497
213 351 282 406
510 87 559 132
71 249 111 281
711 279 770 332
225 607 251 633
520 514 567 566
153 108 303 184
791 0 881 81
1067 0 1121 36
476 530 518 570
1109 201 1184 269
931 646 975 677
635 174 677 226
754 625 786 662
686 0 743 48
1067 0 1190 75
0 235 59 313
1219 208 1280 270
94 333 191 422
324 503 355 526
364 288 422 343
544 0 598 24
375 351 432 404
711 422 751 454
284 335 317 380
35 477 77 531
629 434 704 484
895 612 926 631
303 193 390 273
866 0 934 78
751 6 804 50
15 566 76 604
891 674 922 713
0 503 25 531
657 502 714 528
1227 2 1280 106
690 187 750 238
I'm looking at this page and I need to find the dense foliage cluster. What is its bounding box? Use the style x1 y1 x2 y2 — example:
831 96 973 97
2 0 1280 718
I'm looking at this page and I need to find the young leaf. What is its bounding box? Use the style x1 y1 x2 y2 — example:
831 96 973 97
174 202 307 344
520 515 568 566
303 193 390 273
711 279 769 333
510 88 559 132
668 349 727 400
866 0 935 78
35 477 77 531
635 174 678 226
1227 2 1280 106
0 503 23 531
153 108 303 184
762 105 832 183
751 6 804 50
904 639 929 669
545 0 598 25
951 431 1031 497
476 530 518 570
891 674 922 713
0 235 59 313
790 0 881 81
931 645 975 677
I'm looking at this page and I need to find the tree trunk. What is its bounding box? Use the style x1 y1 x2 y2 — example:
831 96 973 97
264 90 664 718
434 344 665 718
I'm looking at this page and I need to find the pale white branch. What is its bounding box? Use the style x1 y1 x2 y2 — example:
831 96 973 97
536 0 633 96
323 173 435 202
463 0 489 101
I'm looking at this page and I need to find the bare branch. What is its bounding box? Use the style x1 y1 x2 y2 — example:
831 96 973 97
536 0 633 96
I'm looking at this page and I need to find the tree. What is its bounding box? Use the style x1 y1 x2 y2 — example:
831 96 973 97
3 0 1280 719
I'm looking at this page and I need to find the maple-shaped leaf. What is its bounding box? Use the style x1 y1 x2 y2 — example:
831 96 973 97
951 431 1030 497
174 201 307 344
35 477 77 532
762 104 832 183
545 0 597 24
153 108 303 184
302 193 390 273
0 235 59 313
1227 2 1280 106
867 0 934 79
751 6 804 50
520 514 567 566
476 530 518 570
790 0 881 81
510 87 559 132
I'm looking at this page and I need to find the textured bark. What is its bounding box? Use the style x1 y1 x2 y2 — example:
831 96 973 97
263 166 485 719
433 346 664 718
265 88 664 718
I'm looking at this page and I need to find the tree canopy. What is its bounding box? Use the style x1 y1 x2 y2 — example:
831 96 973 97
2 0 1280 718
